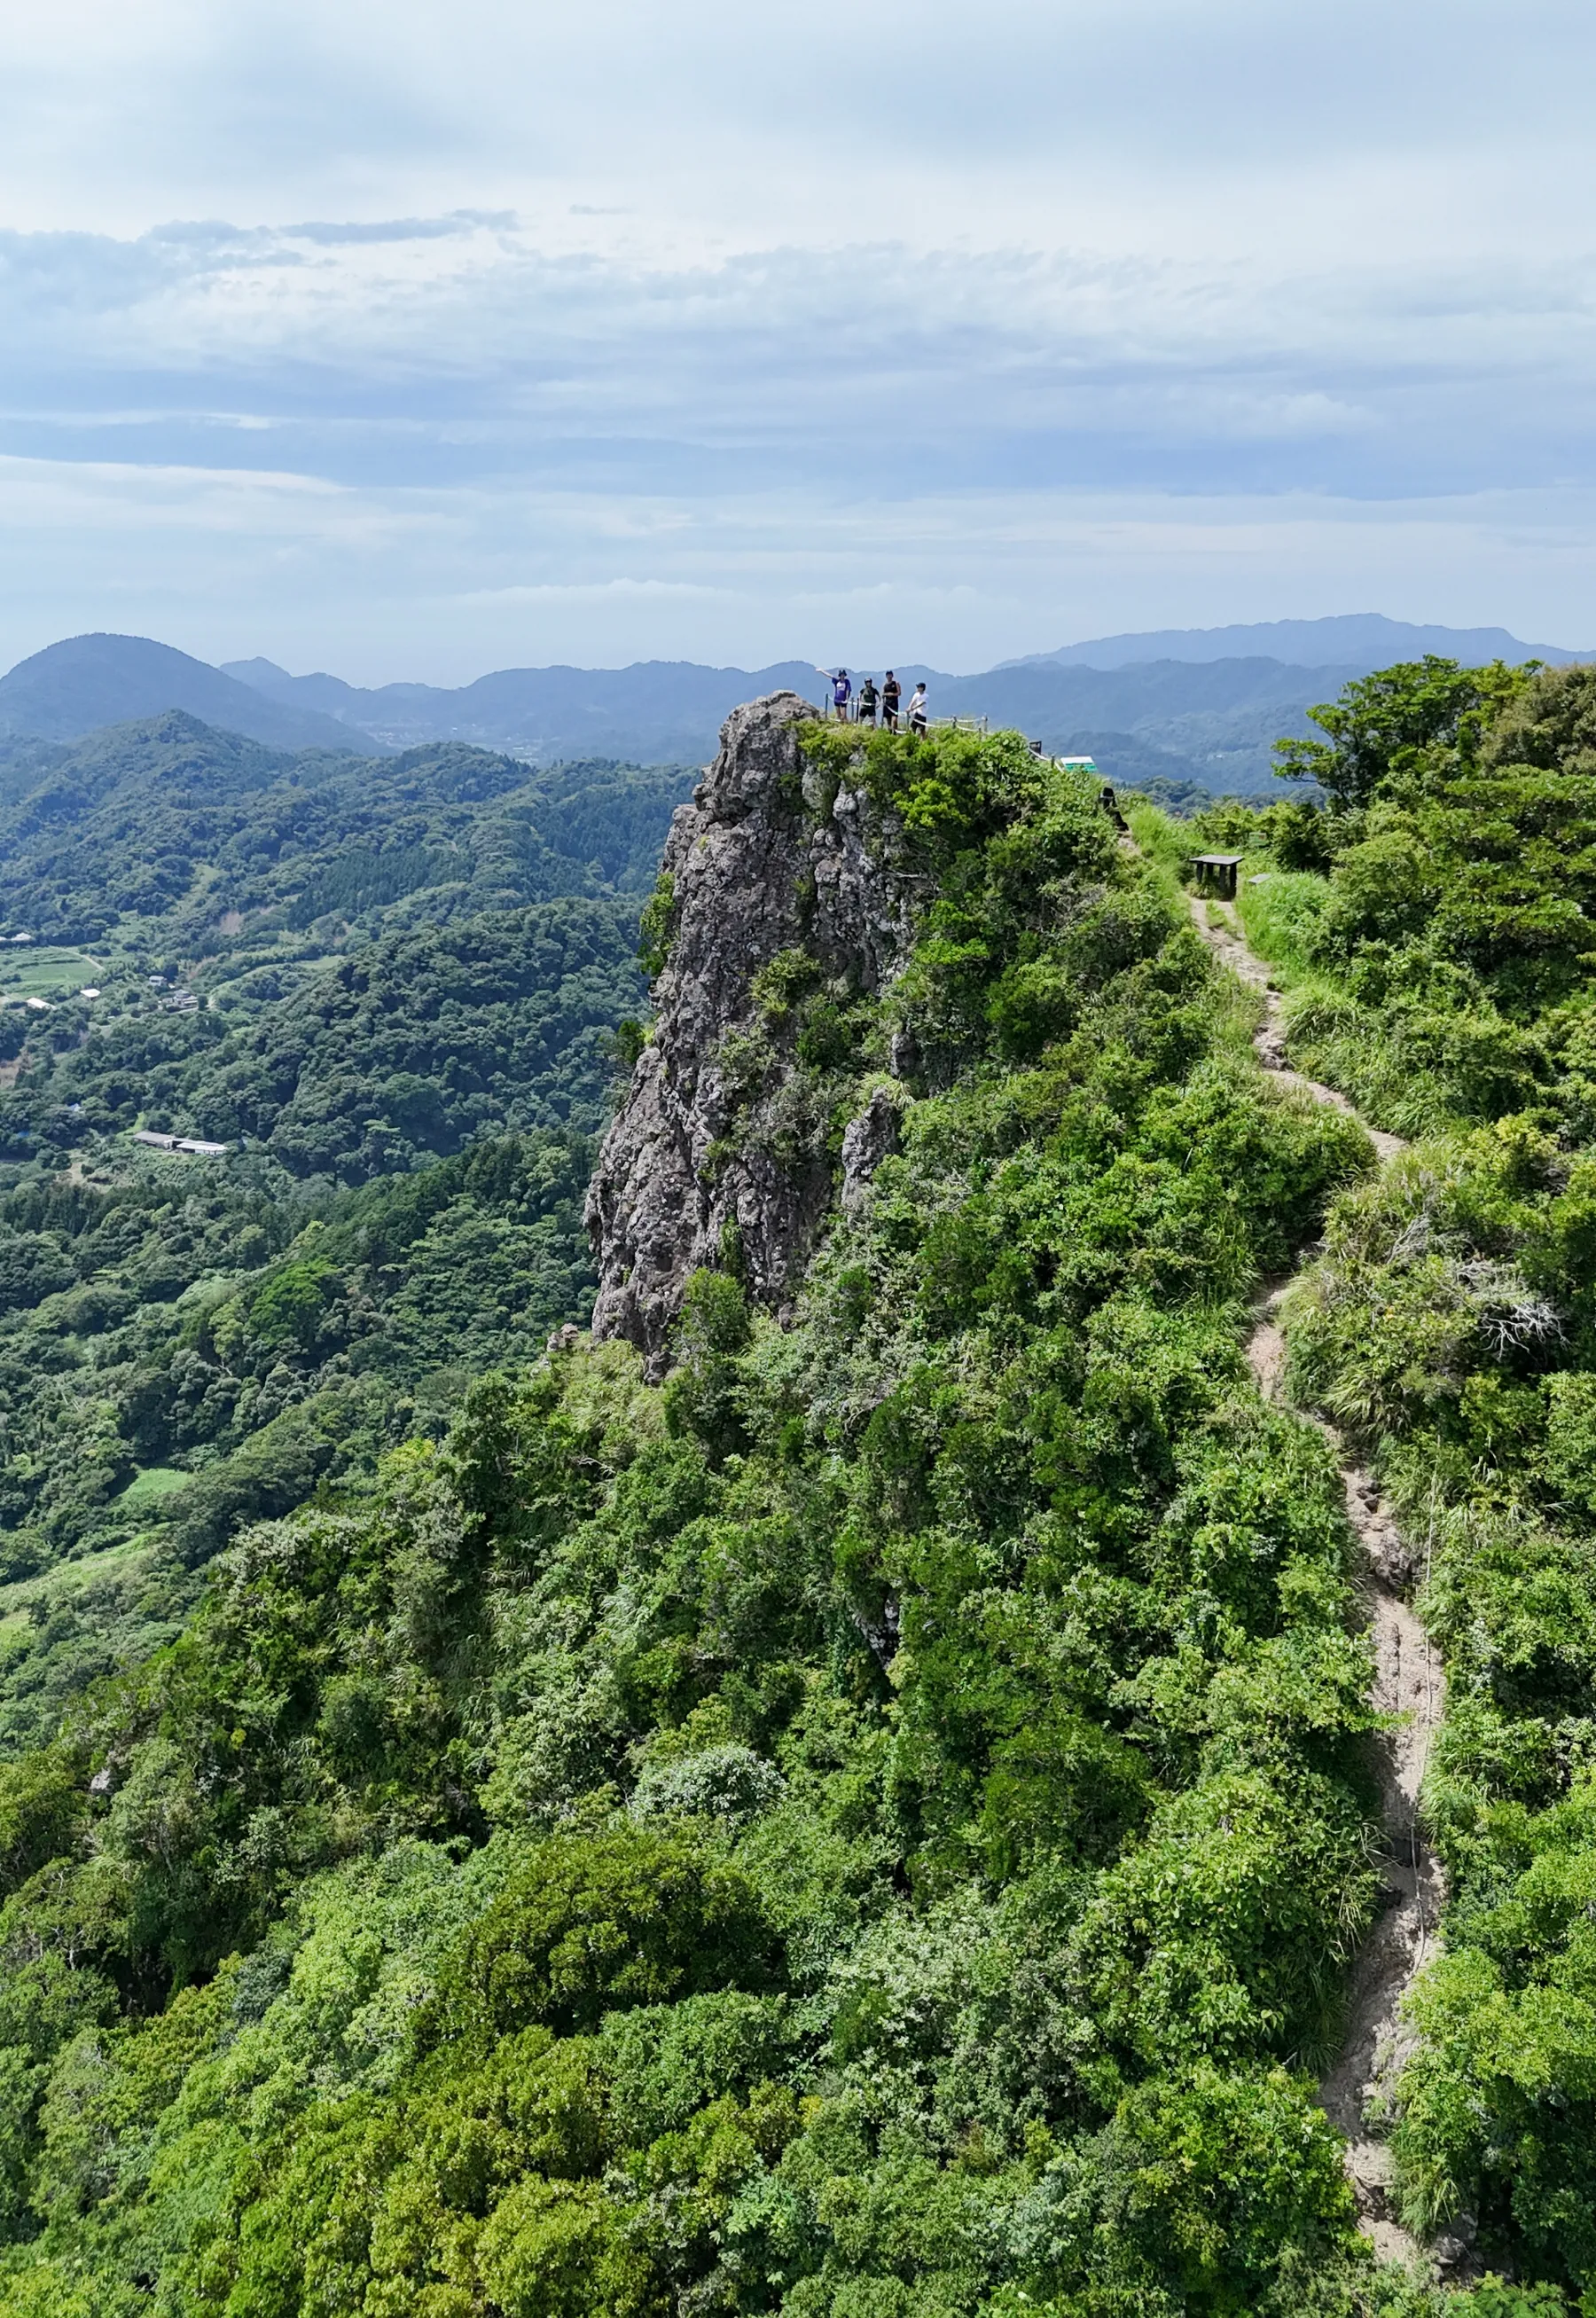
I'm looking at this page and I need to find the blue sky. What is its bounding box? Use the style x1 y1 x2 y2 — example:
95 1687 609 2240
1 0 1593 680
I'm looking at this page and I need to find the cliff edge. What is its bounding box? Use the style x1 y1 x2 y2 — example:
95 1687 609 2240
585 692 920 1376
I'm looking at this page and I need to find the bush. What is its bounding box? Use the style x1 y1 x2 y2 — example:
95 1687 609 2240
426 1825 782 2044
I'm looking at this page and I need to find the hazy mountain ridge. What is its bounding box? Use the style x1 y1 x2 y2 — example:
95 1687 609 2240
0 634 381 754
1011 610 1590 669
1 615 1581 799
205 614 1596 789
930 654 1370 790
223 652 838 761
225 650 1299 789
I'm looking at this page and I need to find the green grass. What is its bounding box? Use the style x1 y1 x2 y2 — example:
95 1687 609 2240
1126 803 1333 998
0 946 104 998
1235 869 1332 982
0 1533 155 1616
115 1464 192 1509
1198 858 1460 1141
1122 798 1190 878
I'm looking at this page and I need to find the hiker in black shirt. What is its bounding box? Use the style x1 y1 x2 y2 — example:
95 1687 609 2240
881 671 901 732
857 676 879 727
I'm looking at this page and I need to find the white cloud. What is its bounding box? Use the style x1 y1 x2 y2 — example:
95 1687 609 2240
0 450 1590 681
0 1 1593 671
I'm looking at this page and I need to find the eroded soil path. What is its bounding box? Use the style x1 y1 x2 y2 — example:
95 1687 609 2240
1189 894 1445 2269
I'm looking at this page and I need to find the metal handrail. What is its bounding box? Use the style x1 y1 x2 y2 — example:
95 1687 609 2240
821 709 990 734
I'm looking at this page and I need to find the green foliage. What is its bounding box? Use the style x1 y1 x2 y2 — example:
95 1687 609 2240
0 1752 82 1897
0 711 1485 2313
1089 2063 1360 2306
1186 794 1342 874
1457 2283 1569 2317
245 1255 338 1350
1182 662 1596 1137
426 1823 781 2044
639 870 677 979
798 724 1107 878
1272 656 1532 809
0 895 645 1179
0 1126 604 1744
0 716 681 1180
0 726 685 1734
664 1271 755 1462
0 714 691 946
1185 658 1596 2290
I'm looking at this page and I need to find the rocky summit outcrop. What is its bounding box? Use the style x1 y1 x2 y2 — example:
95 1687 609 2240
586 692 922 1377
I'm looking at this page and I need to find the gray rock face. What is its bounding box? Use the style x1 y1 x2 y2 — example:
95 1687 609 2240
840 1085 903 1219
585 692 922 1377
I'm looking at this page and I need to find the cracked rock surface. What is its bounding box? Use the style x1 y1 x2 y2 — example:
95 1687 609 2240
586 692 923 1378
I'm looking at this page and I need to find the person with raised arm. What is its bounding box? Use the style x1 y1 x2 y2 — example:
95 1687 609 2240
816 667 853 722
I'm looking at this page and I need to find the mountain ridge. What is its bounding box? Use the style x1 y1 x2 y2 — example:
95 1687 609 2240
226 649 1331 794
3 670 1596 2303
1009 610 1590 670
4 617 1587 799
0 633 385 754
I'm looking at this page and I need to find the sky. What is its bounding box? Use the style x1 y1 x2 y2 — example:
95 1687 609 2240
1 0 1593 683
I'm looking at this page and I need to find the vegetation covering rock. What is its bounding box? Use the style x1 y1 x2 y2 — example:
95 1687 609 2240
588 693 925 1372
0 677 1586 2312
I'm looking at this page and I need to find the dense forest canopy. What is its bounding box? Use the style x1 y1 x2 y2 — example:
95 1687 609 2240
0 678 1585 2313
0 718 692 1178
0 717 689 1767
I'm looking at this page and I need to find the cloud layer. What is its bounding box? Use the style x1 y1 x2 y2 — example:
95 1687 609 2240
1 2 1592 677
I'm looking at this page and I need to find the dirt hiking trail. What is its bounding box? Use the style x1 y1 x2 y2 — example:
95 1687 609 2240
1188 893 1450 2274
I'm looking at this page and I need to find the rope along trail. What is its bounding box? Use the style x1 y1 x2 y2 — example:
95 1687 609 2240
1188 893 1446 2272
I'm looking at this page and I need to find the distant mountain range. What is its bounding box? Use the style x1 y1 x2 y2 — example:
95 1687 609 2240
1010 613 1589 670
0 634 365 754
220 651 833 766
0 616 1584 799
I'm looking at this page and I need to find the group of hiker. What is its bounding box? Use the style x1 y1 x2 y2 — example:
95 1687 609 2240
818 668 927 734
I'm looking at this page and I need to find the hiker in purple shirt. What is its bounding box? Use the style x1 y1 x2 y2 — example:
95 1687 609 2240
818 667 853 722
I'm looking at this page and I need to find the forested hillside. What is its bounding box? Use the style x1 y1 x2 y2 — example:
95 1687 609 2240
0 715 689 1175
0 680 1585 2314
1146 658 1596 2295
0 716 690 1764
